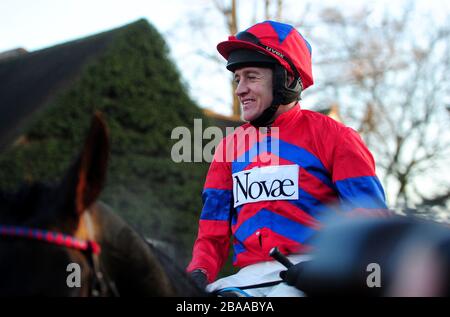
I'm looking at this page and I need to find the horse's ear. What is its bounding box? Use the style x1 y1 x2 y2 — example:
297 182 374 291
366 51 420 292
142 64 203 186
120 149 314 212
61 112 110 216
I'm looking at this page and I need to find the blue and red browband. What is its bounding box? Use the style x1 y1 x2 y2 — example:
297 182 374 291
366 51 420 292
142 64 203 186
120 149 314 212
0 224 101 254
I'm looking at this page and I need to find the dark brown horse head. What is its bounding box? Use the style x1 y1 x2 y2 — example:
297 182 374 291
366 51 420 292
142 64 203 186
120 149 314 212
0 113 203 296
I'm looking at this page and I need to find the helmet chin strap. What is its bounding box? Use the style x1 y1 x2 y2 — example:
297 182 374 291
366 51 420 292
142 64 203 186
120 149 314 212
250 103 280 127
249 65 301 128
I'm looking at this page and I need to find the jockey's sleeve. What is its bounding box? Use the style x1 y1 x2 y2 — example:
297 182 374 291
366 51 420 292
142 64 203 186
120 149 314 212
187 139 232 282
331 128 390 216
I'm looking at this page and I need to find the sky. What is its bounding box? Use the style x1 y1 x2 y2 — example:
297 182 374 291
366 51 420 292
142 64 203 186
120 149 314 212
1 0 449 115
0 0 184 52
1 0 449 52
1 0 449 210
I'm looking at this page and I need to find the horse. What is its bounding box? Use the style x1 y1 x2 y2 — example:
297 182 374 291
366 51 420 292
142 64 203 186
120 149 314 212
0 113 205 296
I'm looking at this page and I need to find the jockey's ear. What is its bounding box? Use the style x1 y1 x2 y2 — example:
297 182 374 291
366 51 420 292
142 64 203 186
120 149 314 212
59 112 110 217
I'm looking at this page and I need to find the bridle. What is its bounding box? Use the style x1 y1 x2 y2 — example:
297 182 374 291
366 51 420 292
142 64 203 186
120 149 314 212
0 211 119 297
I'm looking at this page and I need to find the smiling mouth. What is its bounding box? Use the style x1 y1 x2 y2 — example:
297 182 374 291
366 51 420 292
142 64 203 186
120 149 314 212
242 99 255 106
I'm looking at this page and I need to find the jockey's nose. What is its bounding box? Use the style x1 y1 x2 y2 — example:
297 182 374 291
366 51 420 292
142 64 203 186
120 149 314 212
235 79 249 97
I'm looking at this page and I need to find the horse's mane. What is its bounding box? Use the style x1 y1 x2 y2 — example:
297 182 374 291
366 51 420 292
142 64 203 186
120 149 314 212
147 239 208 296
92 201 205 296
0 182 57 224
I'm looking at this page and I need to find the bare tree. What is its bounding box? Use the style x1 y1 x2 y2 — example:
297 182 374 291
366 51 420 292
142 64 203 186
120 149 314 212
212 0 241 117
264 0 284 21
310 4 450 210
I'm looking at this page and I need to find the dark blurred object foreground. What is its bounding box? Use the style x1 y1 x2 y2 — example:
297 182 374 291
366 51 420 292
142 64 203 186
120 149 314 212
289 216 450 297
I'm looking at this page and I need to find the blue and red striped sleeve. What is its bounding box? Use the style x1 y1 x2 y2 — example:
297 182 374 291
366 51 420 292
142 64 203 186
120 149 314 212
332 128 388 215
186 139 233 282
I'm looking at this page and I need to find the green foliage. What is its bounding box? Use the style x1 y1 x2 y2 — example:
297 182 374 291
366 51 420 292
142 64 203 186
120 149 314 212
0 19 212 266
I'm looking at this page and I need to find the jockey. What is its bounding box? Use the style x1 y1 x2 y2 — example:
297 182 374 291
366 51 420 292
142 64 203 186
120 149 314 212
187 20 388 296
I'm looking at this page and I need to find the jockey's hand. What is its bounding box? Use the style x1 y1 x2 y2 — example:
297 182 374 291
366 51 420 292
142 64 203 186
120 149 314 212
279 262 307 289
189 269 208 290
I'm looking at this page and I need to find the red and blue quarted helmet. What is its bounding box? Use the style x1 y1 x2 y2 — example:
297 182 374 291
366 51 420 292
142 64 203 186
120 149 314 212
217 20 313 90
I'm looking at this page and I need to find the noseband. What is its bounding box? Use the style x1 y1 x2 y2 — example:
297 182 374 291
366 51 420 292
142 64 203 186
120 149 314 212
0 212 119 297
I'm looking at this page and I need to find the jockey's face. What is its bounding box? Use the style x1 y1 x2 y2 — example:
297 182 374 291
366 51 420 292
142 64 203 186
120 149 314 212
234 67 273 122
